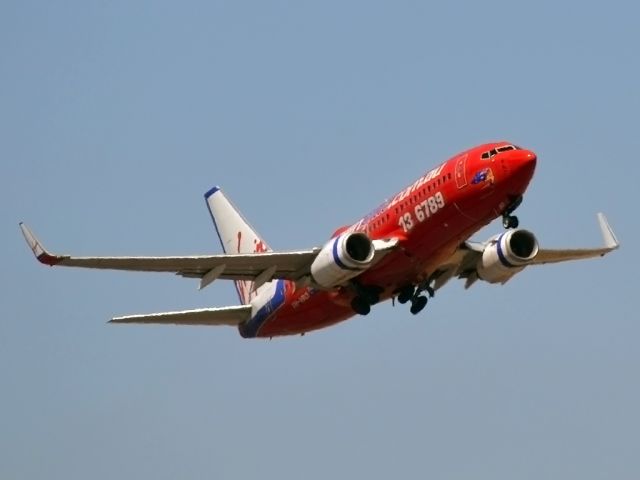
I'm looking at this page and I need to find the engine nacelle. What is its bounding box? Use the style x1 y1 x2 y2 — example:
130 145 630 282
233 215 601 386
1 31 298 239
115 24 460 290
477 229 539 284
310 232 375 288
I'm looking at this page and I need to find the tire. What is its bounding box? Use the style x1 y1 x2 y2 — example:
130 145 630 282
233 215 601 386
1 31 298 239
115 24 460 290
351 297 371 316
397 286 415 304
409 295 428 315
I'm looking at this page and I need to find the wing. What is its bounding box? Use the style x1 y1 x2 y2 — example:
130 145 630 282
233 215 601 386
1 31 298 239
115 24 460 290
109 305 252 326
20 223 398 289
430 213 619 290
530 213 619 264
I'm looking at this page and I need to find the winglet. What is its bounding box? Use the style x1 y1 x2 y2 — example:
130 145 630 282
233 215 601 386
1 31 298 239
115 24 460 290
19 223 63 266
596 213 619 250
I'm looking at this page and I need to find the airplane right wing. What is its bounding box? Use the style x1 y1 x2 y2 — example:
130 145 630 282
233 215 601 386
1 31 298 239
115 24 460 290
20 223 399 290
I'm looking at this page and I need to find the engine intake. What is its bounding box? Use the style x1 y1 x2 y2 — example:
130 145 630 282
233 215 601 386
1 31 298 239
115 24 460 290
477 229 539 284
310 232 375 288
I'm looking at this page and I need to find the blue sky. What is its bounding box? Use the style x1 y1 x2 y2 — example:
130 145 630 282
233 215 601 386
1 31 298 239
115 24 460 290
1 1 638 478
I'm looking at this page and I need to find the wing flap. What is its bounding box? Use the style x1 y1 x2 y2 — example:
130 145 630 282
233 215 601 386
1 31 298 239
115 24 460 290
109 306 252 326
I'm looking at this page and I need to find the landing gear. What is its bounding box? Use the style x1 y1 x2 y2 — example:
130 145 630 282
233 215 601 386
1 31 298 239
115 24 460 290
358 284 382 305
394 279 435 315
397 285 415 304
350 284 383 315
502 215 519 229
409 295 428 315
350 296 371 316
502 195 523 229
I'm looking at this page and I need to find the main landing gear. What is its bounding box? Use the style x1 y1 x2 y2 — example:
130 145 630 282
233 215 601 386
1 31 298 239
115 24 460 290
350 284 384 316
502 195 523 229
396 281 435 315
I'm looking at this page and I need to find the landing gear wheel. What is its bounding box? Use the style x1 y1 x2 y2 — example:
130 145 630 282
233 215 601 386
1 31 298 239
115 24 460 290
351 297 371 316
397 285 415 305
354 284 383 306
502 215 519 229
409 295 428 315
363 287 382 305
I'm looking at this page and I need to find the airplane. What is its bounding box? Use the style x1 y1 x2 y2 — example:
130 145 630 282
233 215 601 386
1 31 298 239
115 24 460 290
20 142 619 338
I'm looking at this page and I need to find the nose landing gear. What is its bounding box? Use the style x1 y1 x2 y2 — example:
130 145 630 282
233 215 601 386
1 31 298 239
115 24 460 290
502 195 523 229
502 215 519 229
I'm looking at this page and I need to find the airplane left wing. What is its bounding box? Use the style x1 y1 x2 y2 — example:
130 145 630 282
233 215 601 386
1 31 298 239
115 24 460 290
109 305 252 326
530 213 619 265
20 223 399 288
430 213 619 290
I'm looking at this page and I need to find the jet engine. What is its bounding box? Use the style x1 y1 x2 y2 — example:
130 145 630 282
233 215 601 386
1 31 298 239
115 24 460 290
477 229 539 284
310 232 375 288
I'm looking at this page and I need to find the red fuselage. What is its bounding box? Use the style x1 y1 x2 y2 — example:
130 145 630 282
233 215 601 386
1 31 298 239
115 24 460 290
249 142 537 338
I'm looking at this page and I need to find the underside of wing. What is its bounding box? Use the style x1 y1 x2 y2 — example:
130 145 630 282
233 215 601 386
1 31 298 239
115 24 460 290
430 242 484 291
20 223 401 289
20 222 317 281
109 305 252 326
531 213 619 265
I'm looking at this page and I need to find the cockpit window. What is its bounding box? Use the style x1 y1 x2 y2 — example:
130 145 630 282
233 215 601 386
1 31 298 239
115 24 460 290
481 144 518 159
481 149 497 159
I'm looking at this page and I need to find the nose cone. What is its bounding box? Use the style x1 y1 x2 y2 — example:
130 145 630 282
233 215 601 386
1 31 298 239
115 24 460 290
507 149 537 177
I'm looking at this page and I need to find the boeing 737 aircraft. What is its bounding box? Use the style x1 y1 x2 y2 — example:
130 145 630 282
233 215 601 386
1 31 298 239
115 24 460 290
21 142 619 338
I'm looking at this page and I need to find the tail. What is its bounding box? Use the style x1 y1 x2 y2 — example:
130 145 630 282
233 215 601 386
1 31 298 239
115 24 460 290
204 186 271 304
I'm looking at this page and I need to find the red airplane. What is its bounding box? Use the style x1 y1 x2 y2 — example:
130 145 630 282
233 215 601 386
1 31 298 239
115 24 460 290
21 142 619 338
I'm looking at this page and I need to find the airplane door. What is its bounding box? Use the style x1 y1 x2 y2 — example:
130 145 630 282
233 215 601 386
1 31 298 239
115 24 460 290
454 154 468 189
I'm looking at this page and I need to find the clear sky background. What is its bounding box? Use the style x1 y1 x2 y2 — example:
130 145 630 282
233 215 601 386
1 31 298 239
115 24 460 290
1 1 638 478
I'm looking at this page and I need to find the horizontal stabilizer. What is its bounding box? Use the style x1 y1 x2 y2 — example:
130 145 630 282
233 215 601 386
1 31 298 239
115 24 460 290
109 305 252 326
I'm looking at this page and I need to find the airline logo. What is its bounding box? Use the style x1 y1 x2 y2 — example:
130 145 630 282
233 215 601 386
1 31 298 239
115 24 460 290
471 168 495 188
235 231 269 304
388 164 445 207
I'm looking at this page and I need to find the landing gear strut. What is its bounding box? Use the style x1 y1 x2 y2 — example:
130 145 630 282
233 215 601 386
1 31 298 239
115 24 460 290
502 195 522 229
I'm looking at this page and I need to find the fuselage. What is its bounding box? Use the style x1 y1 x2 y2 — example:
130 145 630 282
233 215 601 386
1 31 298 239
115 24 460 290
239 142 537 338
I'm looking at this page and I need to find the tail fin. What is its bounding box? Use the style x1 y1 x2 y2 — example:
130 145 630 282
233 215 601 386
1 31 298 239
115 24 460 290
204 186 271 304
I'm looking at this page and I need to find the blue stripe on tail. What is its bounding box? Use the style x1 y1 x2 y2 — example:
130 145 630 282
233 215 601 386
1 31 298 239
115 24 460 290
238 280 287 338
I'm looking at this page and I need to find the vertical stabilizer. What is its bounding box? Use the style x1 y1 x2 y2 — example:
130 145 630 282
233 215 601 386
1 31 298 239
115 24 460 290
204 187 271 304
